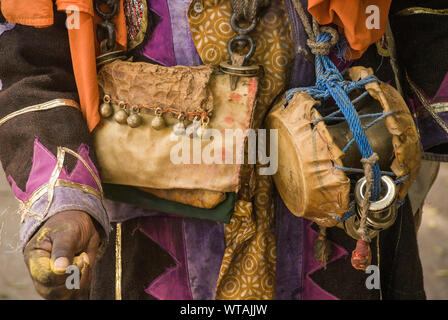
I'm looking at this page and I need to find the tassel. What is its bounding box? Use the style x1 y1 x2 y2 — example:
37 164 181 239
351 154 378 271
313 225 332 268
351 238 372 271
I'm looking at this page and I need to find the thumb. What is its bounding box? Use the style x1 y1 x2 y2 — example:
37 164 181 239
50 235 78 274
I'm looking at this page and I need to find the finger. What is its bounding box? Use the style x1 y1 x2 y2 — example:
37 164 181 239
25 227 81 287
24 228 65 287
62 254 91 300
74 255 93 299
33 253 91 300
25 248 69 288
85 230 100 267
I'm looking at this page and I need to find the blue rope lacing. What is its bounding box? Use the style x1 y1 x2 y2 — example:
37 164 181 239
286 31 405 220
286 31 382 200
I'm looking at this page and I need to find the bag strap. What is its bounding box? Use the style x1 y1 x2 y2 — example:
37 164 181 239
94 0 127 67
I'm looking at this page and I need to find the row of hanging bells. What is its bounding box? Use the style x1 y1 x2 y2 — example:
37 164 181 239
99 95 208 138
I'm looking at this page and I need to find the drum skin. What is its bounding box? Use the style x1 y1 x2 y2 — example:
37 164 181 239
266 93 351 227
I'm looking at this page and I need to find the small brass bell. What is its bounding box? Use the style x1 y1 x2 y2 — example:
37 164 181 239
151 108 165 130
100 102 113 118
196 116 210 139
127 111 142 128
100 95 113 118
173 115 186 136
196 125 205 139
186 118 201 138
114 107 129 125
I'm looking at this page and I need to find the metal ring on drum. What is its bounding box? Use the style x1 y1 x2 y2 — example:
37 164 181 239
343 213 380 241
354 175 398 231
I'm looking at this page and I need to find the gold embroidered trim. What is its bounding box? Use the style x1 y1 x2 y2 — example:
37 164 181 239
397 7 448 16
41 147 67 219
60 147 104 194
18 147 104 224
0 99 80 127
407 72 448 134
18 180 103 223
413 102 448 118
55 180 103 200
115 222 123 300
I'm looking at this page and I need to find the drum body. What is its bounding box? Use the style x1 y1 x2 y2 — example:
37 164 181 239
266 66 421 227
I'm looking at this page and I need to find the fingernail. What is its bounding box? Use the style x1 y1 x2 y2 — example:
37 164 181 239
53 257 70 273
82 253 90 266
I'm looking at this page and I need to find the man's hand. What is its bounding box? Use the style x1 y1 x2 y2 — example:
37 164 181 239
24 211 100 299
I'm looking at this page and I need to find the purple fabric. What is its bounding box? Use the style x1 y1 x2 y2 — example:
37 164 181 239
0 22 15 38
8 138 101 202
408 72 448 156
329 49 353 72
142 0 177 66
139 216 193 300
0 23 11 92
273 193 349 300
167 0 202 66
284 0 315 89
106 200 225 300
274 193 304 300
105 199 180 222
183 219 225 300
20 185 109 249
436 73 448 98
301 220 348 300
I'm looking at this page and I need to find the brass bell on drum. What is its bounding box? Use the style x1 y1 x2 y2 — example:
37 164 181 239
100 95 113 118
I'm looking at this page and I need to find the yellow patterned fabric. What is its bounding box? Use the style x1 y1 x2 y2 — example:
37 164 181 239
188 0 294 300
216 171 276 300
188 0 295 127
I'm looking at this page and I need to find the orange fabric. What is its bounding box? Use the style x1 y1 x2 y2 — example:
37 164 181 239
1 0 55 27
1 0 127 131
308 0 391 59
67 12 101 130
